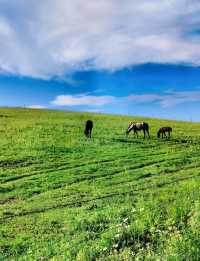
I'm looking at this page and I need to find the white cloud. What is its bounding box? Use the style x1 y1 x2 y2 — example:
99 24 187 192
27 105 46 109
51 94 115 106
1 1 200 78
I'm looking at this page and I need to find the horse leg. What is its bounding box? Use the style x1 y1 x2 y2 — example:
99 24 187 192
143 130 146 139
147 129 150 138
134 129 138 138
164 132 167 138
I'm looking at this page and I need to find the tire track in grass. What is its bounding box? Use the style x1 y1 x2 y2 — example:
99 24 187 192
23 152 200 191
112 161 200 187
1 171 200 222
25 156 200 204
1 149 170 184
3 143 198 198
1 150 198 204
0 152 183 204
2 140 188 184
16 158 199 207
1 159 116 183
1 148 138 182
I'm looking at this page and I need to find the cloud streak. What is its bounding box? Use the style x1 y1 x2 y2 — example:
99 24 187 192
51 89 200 108
127 90 200 107
27 105 46 109
1 1 200 78
51 94 115 106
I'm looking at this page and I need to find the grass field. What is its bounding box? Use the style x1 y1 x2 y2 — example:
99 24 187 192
0 108 200 260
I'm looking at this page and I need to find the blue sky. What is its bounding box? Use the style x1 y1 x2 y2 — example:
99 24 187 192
1 1 200 121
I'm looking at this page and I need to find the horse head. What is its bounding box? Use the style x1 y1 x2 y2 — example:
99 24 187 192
126 122 135 135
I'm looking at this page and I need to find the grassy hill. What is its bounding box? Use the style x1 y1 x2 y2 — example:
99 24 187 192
0 108 200 260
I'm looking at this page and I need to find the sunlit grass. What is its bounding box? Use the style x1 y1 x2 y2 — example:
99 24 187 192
0 108 200 260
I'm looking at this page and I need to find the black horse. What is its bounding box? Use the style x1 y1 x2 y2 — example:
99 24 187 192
84 120 93 138
157 127 172 138
126 122 150 139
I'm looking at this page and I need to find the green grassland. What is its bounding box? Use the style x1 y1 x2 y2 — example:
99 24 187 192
0 108 200 260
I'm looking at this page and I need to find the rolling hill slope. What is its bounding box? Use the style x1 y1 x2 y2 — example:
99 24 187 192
1 108 200 260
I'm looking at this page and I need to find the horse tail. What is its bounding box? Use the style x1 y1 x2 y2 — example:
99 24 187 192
157 130 160 138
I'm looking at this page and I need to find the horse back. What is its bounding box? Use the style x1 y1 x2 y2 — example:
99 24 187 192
159 127 172 132
86 120 93 129
133 122 149 130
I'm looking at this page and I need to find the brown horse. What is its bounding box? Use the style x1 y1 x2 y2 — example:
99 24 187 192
84 120 93 138
157 127 172 138
126 122 150 139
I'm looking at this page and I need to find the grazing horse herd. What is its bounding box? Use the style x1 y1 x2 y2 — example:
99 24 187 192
84 120 172 139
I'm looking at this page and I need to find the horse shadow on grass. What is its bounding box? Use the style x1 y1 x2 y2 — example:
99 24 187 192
112 137 149 144
112 135 200 146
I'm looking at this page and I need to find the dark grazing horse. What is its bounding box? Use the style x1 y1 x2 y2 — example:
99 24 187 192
126 122 150 139
157 127 172 138
84 120 93 138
